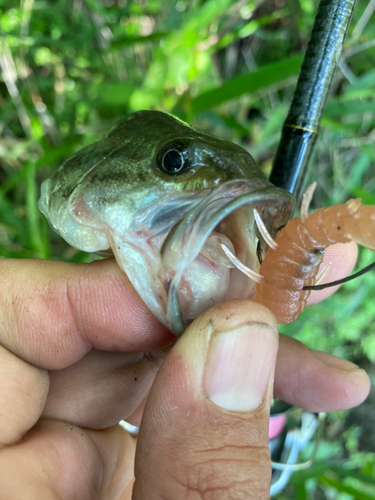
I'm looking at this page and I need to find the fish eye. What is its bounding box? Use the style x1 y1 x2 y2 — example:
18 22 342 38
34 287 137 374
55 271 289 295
157 141 190 175
163 149 184 173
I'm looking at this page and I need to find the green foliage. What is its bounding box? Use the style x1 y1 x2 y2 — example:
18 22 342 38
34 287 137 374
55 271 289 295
1 0 375 497
190 55 303 112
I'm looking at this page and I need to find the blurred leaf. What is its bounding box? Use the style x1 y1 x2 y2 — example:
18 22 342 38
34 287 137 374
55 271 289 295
352 187 375 205
0 195 29 248
190 56 303 112
216 11 285 49
36 140 82 168
182 0 234 34
295 482 307 500
344 69 375 99
344 153 371 193
330 467 375 487
318 473 375 500
291 462 337 483
324 99 375 117
219 114 249 136
25 162 48 258
111 31 169 48
92 82 134 106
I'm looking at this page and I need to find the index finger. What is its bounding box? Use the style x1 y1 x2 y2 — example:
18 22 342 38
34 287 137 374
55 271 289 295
307 241 358 305
0 258 173 370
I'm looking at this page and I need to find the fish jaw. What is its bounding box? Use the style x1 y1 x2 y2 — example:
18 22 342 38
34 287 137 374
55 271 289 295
39 179 111 252
159 180 295 335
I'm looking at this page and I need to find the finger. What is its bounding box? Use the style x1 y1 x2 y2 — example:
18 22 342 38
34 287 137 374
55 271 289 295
43 348 168 429
0 345 49 447
274 334 370 412
0 419 135 500
134 300 278 500
0 258 172 369
307 241 358 305
51 328 370 433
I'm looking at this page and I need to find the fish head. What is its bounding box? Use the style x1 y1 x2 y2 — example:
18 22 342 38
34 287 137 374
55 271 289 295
39 110 295 335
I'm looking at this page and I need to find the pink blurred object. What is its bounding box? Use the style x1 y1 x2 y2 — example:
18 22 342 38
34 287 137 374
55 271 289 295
269 414 287 440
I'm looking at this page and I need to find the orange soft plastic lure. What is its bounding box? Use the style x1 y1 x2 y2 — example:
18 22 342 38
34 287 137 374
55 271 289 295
254 189 375 323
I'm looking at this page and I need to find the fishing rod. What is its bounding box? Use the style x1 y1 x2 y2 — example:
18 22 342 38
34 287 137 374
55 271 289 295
269 0 370 294
270 0 356 201
268 0 357 437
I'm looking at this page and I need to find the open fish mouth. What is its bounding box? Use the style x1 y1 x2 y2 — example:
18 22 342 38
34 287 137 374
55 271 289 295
159 180 295 335
38 109 297 337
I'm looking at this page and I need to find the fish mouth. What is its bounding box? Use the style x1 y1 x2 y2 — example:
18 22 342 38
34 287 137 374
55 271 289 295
160 180 295 335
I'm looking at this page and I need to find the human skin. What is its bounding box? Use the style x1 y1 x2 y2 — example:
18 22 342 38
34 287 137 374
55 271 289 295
0 241 370 499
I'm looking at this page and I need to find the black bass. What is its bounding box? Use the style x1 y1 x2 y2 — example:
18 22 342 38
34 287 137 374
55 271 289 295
39 111 295 335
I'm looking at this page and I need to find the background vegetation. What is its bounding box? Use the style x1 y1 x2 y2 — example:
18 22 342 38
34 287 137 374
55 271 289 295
1 0 375 497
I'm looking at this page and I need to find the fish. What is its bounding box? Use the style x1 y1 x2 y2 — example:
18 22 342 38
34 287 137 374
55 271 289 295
39 110 295 335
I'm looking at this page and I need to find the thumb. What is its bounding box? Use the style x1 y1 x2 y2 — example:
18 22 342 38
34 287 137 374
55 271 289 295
133 300 279 500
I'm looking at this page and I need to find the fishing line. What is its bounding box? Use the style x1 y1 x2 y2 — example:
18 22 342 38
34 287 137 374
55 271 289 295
303 261 375 291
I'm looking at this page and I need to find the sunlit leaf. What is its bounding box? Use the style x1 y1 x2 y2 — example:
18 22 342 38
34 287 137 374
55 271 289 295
190 56 303 112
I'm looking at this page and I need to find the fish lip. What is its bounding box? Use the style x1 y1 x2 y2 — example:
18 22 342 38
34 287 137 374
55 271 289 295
160 179 295 335
161 179 295 272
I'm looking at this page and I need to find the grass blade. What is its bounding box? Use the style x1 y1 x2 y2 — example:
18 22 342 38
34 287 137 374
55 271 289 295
190 56 303 112
319 473 375 500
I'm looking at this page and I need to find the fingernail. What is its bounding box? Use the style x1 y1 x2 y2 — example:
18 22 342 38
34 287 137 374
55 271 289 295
311 349 359 372
204 324 278 412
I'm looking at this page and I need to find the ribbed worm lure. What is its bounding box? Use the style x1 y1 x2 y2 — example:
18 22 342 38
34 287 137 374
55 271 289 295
223 183 375 324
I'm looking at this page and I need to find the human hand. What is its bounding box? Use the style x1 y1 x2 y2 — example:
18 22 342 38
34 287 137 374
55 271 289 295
0 243 370 499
